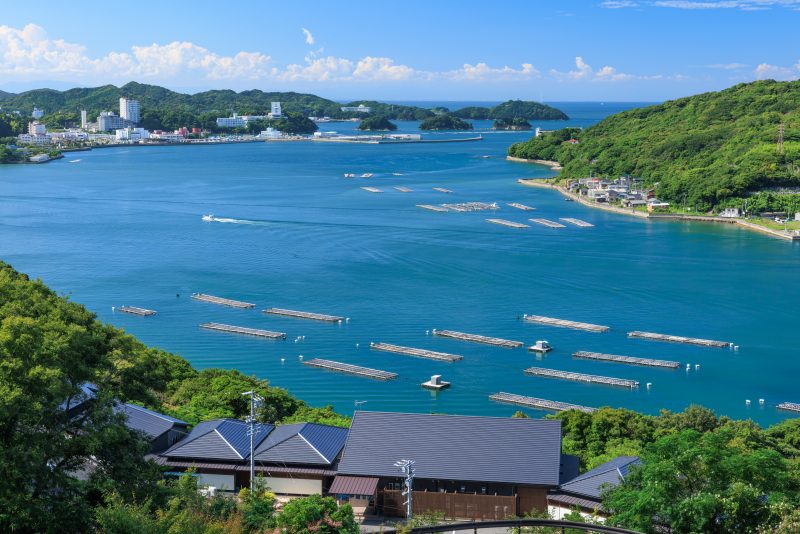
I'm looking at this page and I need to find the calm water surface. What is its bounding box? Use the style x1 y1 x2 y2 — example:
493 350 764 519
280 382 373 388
1 103 797 425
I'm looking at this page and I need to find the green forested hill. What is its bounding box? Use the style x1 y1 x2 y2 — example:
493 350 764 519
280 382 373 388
452 99 568 120
509 80 800 210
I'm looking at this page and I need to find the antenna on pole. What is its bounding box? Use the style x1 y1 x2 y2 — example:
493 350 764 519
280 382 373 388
394 459 415 519
778 123 785 155
242 390 264 491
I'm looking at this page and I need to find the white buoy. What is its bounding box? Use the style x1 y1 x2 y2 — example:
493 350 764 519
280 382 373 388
346 318 350 323
686 363 691 370
425 330 430 335
280 358 285 363
338 319 342 324
646 382 652 390
301 336 305 340
745 399 751 406
734 345 739 351
695 364 700 370
299 354 304 360
356 343 360 348
112 306 115 311
759 398 765 405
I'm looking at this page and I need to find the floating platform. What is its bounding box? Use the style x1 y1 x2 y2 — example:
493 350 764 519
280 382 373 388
486 218 529 229
529 218 566 228
394 186 413 192
200 322 286 339
361 186 383 193
777 402 800 413
627 330 732 348
507 203 535 211
192 293 256 308
560 218 594 227
523 314 609 333
490 392 596 414
433 187 453 193
433 329 523 348
264 308 343 322
370 342 462 362
422 374 450 390
573 350 680 369
302 358 397 380
524 366 639 388
118 306 157 316
441 202 499 212
417 204 449 212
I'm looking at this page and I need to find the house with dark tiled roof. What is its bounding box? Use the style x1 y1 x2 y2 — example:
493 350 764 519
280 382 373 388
116 403 189 453
548 456 640 520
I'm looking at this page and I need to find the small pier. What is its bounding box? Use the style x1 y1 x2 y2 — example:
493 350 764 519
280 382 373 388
507 203 535 211
573 350 680 369
529 218 566 228
524 366 639 388
200 322 286 339
361 186 383 193
302 358 397 380
628 330 732 348
192 293 256 309
264 308 343 322
560 218 594 227
777 402 800 413
486 218 530 228
523 314 609 333
118 306 157 316
370 342 462 362
433 187 453 193
417 204 449 212
433 329 523 348
490 392 596 414
394 186 413 192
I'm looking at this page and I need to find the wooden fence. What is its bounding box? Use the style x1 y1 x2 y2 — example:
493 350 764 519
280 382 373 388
381 489 518 520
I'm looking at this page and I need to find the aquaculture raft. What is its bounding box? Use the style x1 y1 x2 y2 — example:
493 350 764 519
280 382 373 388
361 186 383 193
433 187 453 193
507 203 535 211
524 366 639 388
370 342 462 362
628 330 732 348
560 218 594 227
529 218 566 228
490 392 596 413
191 293 255 309
433 329 523 348
486 218 530 229
417 204 449 212
523 314 609 333
394 186 412 192
777 402 800 413
200 322 286 339
118 306 157 316
573 351 680 369
264 308 343 322
302 358 397 380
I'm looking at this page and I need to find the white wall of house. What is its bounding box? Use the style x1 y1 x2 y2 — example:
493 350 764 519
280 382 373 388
197 473 235 491
264 476 322 496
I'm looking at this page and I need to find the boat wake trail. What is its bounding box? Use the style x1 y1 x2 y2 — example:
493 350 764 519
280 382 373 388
202 215 266 225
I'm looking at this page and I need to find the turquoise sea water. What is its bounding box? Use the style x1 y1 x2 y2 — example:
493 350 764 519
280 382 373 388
1 102 798 426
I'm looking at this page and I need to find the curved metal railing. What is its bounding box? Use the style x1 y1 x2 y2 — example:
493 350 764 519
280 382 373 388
379 518 641 534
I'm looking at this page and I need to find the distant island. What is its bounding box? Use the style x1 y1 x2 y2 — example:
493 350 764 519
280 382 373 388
509 80 800 216
493 117 532 131
357 115 397 131
453 100 569 121
420 114 473 130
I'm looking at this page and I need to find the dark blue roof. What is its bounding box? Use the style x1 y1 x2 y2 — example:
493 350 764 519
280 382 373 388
163 419 273 461
559 456 640 499
60 383 98 414
117 403 188 440
337 411 562 486
253 423 348 465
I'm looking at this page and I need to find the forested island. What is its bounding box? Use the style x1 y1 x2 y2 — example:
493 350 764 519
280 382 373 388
493 117 532 130
419 114 473 130
508 80 800 213
357 115 397 131
452 100 568 121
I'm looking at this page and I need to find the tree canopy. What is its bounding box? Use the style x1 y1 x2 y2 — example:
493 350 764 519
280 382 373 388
357 115 397 131
452 100 568 120
419 114 473 130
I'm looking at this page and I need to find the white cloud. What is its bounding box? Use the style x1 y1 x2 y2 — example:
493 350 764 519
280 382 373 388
446 62 540 81
603 0 800 9
550 56 672 82
754 61 800 80
301 28 314 46
705 62 748 69
601 1 640 8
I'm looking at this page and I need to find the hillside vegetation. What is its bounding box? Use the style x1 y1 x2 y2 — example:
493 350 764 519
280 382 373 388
452 100 568 120
508 80 800 210
420 114 473 130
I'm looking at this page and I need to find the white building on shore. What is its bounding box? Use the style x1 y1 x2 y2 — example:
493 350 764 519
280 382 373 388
270 102 282 118
119 97 140 124
115 127 150 142
32 107 44 119
340 104 371 113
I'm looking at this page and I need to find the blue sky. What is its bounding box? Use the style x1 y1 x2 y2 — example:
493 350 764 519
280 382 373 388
1 0 799 101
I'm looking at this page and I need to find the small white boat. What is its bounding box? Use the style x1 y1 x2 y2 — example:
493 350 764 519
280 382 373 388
344 173 356 178
202 214 214 222
68 159 81 163
360 173 374 178
528 340 552 353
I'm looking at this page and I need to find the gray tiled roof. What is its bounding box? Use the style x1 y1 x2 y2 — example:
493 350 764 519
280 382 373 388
253 422 348 465
163 419 273 461
117 403 188 439
558 456 640 499
337 411 562 486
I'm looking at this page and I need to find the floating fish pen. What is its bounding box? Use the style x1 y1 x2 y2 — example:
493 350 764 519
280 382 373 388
490 392 596 413
560 218 594 227
433 329 523 348
486 218 530 229
573 350 680 369
524 366 639 388
192 293 256 308
417 204 449 212
302 358 397 380
627 330 732 348
118 306 157 316
441 202 499 212
523 314 609 333
394 186 413 192
529 218 566 228
777 402 800 413
361 186 383 193
200 322 286 339
263 308 343 322
433 187 453 193
370 342 462 362
507 203 536 211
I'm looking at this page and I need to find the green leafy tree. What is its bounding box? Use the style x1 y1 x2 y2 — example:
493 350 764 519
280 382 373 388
419 114 473 131
275 494 358 534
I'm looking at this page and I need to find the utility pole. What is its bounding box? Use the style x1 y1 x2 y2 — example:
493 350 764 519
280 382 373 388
394 459 415 519
242 390 264 492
